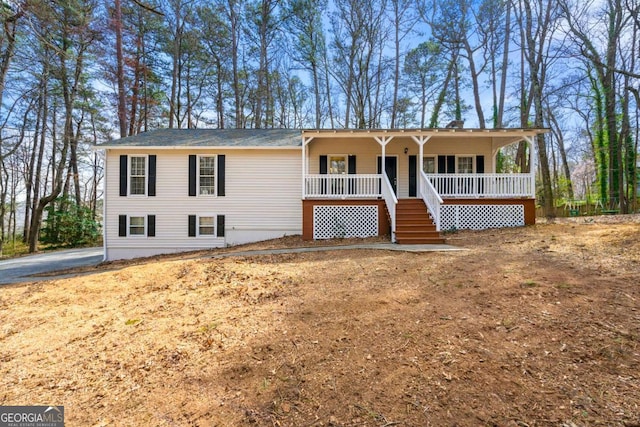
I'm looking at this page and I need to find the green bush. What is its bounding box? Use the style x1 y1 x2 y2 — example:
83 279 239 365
41 197 101 247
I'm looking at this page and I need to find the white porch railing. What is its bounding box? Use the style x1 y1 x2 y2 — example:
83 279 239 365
304 174 382 198
425 173 533 198
381 173 398 242
419 171 443 231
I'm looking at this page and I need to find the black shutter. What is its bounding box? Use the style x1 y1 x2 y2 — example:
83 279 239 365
188 215 196 237
147 215 156 237
447 155 456 174
217 155 225 196
476 155 485 173
437 155 446 174
319 155 328 194
188 155 197 196
377 157 382 195
347 155 356 194
148 155 156 196
118 215 127 237
348 155 356 174
476 155 485 195
319 155 328 174
217 215 225 237
119 155 128 196
408 155 417 197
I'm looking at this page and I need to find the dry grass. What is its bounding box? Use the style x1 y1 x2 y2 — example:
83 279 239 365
1 218 639 426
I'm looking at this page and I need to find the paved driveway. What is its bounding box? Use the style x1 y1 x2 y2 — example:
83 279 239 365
0 247 103 285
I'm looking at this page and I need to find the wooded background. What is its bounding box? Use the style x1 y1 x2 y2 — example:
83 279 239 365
0 0 638 254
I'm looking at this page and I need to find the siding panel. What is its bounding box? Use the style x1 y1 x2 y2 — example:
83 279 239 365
105 149 302 260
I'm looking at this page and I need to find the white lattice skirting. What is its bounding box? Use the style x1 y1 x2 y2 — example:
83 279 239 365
440 204 525 231
313 205 378 239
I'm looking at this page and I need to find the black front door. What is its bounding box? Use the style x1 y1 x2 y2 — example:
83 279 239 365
377 156 398 195
408 155 417 197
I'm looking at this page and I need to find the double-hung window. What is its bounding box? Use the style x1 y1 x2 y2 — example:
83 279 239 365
198 216 215 235
329 155 347 194
119 214 155 237
129 156 147 195
457 156 474 173
199 156 216 195
189 155 225 197
129 216 146 235
423 156 436 174
120 154 155 197
329 155 347 175
188 214 224 237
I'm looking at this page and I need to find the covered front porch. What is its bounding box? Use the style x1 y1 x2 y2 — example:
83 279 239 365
301 128 547 242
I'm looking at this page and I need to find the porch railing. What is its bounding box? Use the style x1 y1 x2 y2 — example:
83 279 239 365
381 173 398 242
425 173 533 198
304 174 382 198
419 171 443 231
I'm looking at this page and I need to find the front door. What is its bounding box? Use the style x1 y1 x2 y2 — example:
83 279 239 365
377 156 398 195
409 155 417 197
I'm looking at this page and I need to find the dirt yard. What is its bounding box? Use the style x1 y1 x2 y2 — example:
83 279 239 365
1 216 639 426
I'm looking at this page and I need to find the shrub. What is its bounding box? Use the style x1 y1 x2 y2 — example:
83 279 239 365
41 197 101 247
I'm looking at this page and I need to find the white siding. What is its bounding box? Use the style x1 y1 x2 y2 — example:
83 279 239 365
104 149 302 260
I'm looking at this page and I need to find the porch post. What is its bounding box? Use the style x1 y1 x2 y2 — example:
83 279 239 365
524 135 536 198
302 136 314 199
411 135 431 194
374 135 394 177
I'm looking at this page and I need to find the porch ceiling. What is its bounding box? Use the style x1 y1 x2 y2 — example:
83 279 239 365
302 128 549 147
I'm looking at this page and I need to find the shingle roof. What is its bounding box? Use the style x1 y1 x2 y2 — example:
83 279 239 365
96 129 302 148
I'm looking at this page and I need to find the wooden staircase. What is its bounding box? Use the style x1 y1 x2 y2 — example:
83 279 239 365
395 199 445 244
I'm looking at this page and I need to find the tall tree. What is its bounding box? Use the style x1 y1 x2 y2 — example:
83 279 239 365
286 0 327 128
0 1 26 254
26 0 99 252
245 0 283 128
331 0 389 128
560 0 635 211
388 0 419 128
403 40 448 127
514 0 560 215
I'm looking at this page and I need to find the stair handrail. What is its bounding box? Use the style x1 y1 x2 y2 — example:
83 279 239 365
419 171 443 231
380 173 398 242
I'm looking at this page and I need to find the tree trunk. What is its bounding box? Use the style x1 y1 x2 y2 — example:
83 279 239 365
114 0 128 137
497 0 511 128
463 39 485 128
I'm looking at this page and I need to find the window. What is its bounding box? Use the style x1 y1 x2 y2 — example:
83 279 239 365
119 214 155 237
129 216 145 235
329 155 346 174
457 156 473 173
129 156 147 195
189 214 223 237
199 216 215 235
189 155 225 197
199 156 216 195
423 156 435 173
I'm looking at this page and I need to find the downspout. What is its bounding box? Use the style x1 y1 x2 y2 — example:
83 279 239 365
301 136 306 200
102 151 108 261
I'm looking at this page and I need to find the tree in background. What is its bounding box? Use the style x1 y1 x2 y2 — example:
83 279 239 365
560 0 638 212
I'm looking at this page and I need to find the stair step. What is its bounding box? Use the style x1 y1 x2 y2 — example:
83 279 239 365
396 223 439 228
396 229 441 236
396 237 446 245
395 199 444 244
396 225 437 231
